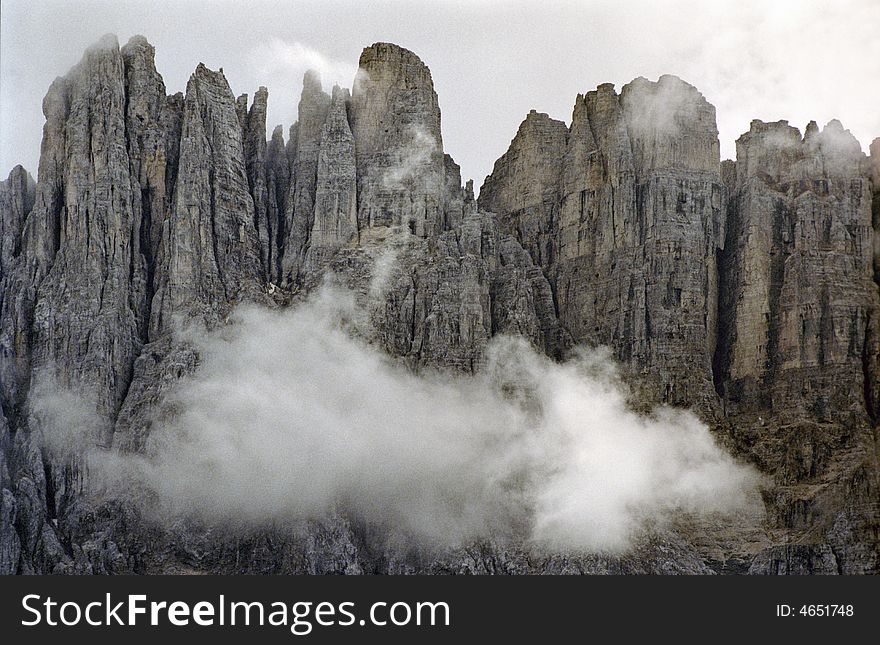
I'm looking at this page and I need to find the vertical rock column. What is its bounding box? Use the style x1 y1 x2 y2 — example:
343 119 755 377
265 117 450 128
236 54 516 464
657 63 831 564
478 110 568 270
241 87 272 279
121 35 180 341
28 35 147 420
303 86 357 273
870 138 880 284
280 71 330 285
0 166 35 420
265 125 291 284
718 120 879 420
349 43 446 238
149 63 264 336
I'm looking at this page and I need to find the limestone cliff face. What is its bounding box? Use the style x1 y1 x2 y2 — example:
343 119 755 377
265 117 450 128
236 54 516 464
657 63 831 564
264 125 292 284
478 82 880 574
481 76 725 409
717 120 878 420
22 35 150 422
150 63 264 337
478 110 567 270
303 86 358 273
0 166 35 423
241 87 272 279
712 121 880 574
349 43 447 238
870 138 880 283
1 35 878 574
281 71 331 284
0 167 34 289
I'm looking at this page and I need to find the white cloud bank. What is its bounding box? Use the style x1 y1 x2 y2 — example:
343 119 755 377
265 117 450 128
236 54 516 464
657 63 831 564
36 284 761 553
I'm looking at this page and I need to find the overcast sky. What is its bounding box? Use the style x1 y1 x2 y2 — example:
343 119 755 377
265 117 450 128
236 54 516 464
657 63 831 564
2 0 879 187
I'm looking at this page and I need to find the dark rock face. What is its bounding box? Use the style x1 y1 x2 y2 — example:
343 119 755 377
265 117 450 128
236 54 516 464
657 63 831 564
241 87 273 279
716 120 880 574
0 36 878 574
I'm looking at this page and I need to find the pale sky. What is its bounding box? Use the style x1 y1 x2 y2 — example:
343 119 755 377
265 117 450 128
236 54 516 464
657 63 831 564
2 0 878 188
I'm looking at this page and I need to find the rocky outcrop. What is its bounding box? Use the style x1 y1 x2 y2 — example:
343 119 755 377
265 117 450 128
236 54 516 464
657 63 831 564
0 166 34 278
349 43 447 238
303 86 358 273
478 110 567 269
149 62 264 336
716 119 878 420
265 125 291 284
476 84 880 573
0 166 35 422
281 71 331 284
870 138 880 283
331 212 563 371
482 76 725 410
870 138 880 186
241 87 272 278
714 120 880 574
27 35 147 421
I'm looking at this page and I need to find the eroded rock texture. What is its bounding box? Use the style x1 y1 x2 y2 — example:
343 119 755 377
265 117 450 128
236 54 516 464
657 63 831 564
1 36 878 574
349 43 447 238
303 87 358 273
281 71 331 285
481 76 725 410
149 62 265 336
715 120 880 574
717 119 878 418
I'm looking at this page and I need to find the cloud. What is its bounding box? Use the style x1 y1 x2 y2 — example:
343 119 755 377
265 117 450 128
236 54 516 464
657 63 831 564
29 374 106 456
56 283 762 553
248 37 358 92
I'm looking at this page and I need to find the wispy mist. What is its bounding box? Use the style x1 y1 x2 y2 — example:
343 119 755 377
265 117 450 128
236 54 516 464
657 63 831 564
35 284 762 553
381 125 440 190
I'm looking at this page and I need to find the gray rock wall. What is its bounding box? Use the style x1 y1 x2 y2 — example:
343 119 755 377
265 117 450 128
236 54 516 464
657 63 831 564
0 35 878 574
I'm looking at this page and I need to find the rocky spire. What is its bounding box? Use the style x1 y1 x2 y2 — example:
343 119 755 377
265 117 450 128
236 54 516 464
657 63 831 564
349 43 446 237
303 86 357 273
121 35 180 335
0 166 34 278
478 109 567 269
241 87 272 277
620 74 721 175
24 35 147 421
265 124 291 284
149 62 264 336
870 137 880 187
3 35 880 575
0 166 35 421
280 70 331 285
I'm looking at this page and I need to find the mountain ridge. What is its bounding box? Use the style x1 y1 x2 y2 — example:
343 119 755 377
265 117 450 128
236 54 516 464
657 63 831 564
1 34 878 574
